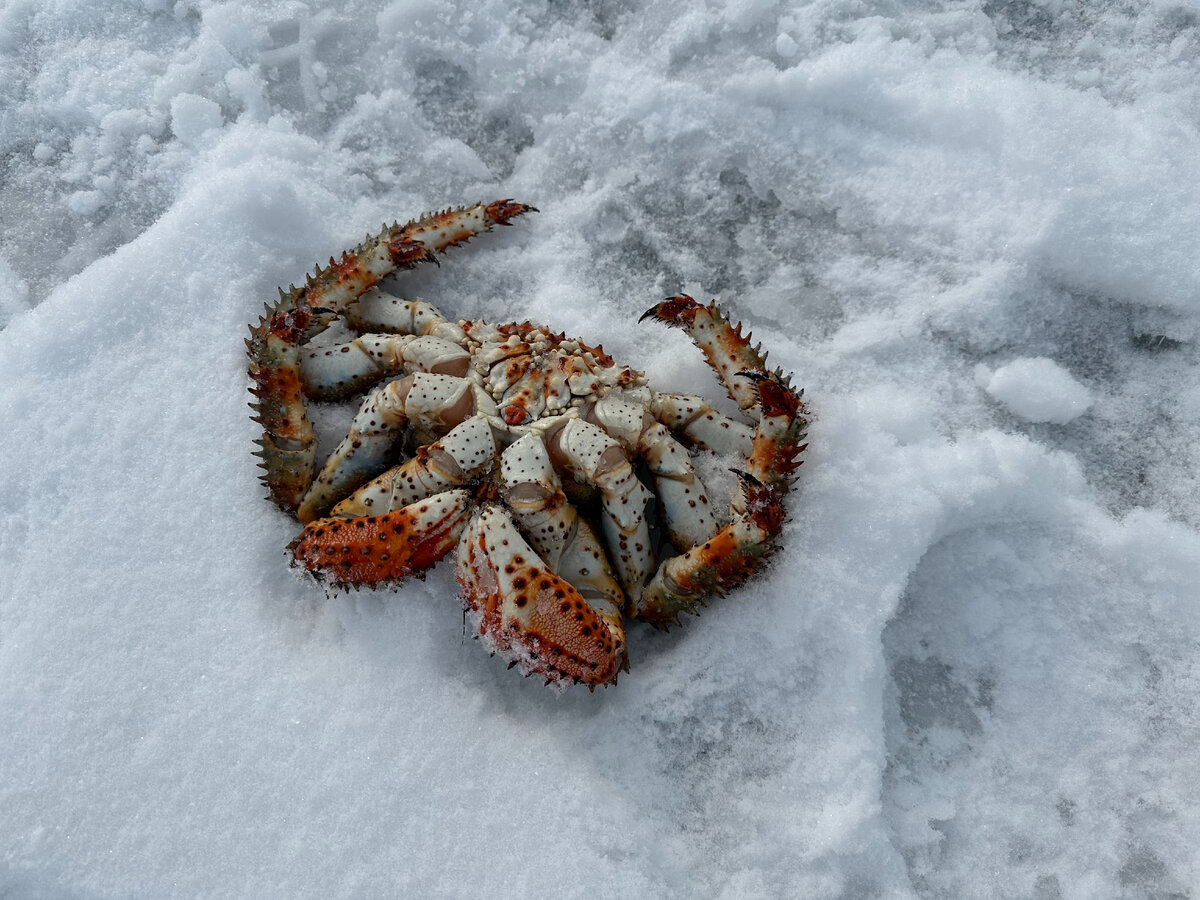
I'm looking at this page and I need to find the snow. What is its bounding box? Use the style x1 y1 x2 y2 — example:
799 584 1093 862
2 1 1199 897
979 357 1092 424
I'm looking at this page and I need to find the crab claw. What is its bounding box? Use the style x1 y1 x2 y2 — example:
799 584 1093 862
484 199 538 224
638 294 703 325
456 505 625 688
291 489 472 585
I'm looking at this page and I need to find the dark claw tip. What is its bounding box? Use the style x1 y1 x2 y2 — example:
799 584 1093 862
735 369 769 382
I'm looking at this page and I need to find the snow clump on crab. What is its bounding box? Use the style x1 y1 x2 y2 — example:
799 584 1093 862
247 201 808 688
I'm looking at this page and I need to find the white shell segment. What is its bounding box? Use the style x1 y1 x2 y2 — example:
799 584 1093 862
402 372 472 425
400 336 471 376
551 419 617 483
550 419 654 595
345 289 466 343
334 414 498 516
438 415 498 475
500 433 557 494
590 395 650 447
639 422 718 549
651 392 754 456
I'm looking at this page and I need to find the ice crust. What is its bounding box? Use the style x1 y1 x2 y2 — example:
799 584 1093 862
3 1 1200 897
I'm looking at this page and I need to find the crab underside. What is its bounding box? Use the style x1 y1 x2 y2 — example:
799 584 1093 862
247 201 808 688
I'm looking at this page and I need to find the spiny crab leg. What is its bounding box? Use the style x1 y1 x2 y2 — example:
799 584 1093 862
635 473 784 627
291 488 473 586
740 371 808 494
248 200 534 513
456 505 625 688
634 299 809 628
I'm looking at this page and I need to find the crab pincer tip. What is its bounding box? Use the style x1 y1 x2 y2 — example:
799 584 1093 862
639 295 702 326
485 199 537 224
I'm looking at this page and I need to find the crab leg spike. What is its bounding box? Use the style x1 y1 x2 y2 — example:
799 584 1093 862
248 200 535 513
456 505 624 687
634 473 784 629
640 295 785 417
292 489 473 585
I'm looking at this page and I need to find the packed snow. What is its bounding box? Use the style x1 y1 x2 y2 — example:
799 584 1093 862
979 357 1093 424
2 0 1199 897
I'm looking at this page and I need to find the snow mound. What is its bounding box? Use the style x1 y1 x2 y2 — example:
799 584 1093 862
979 357 1093 425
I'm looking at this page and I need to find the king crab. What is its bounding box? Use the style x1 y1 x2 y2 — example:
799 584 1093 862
247 201 808 688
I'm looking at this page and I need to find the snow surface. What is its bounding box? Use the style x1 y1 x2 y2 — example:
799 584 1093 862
3 1 1200 897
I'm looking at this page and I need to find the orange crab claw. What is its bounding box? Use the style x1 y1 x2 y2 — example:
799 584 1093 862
639 294 704 326
291 489 472 585
456 506 625 687
484 199 538 224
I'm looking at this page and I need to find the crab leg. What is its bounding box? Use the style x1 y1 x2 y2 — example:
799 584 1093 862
298 375 496 522
641 294 808 490
547 419 655 597
456 505 624 687
741 372 808 493
650 392 754 457
588 395 720 551
291 489 473 586
299 333 471 402
633 474 784 628
248 200 534 513
344 290 466 341
324 414 499 522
